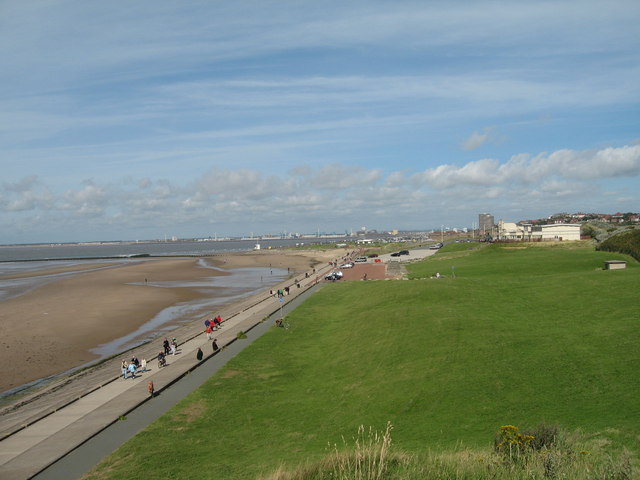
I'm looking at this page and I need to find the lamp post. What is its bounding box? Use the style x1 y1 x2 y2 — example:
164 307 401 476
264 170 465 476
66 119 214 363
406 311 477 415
441 225 444 243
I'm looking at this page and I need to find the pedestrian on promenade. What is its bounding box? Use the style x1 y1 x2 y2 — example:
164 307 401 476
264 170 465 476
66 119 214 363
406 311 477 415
127 362 137 379
196 347 203 361
121 359 127 379
212 339 219 352
170 341 177 356
148 380 154 398
215 315 222 328
140 358 147 372
205 325 213 340
163 338 170 355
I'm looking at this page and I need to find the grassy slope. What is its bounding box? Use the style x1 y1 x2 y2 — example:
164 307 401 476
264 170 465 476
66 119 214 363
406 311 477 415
85 243 639 480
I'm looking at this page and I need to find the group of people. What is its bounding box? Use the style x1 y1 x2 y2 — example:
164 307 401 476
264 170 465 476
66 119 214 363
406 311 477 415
272 287 291 298
204 315 222 339
121 356 146 379
162 337 179 356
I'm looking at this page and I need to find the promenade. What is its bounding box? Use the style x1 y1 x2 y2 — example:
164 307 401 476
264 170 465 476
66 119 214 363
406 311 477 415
0 261 335 480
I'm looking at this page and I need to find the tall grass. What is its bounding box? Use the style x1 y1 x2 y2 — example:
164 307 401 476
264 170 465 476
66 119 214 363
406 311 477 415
262 423 635 480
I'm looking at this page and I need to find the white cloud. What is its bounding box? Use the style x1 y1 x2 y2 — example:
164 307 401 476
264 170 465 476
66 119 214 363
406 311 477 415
413 144 640 189
460 127 496 151
1 143 638 243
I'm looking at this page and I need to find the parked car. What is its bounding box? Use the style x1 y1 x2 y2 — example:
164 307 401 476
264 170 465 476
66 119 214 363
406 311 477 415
429 242 443 250
367 253 379 258
399 250 410 255
324 271 343 281
340 262 354 268
355 257 367 262
390 252 401 257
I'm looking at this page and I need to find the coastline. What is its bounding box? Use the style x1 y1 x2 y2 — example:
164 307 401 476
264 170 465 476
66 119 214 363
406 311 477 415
0 249 335 395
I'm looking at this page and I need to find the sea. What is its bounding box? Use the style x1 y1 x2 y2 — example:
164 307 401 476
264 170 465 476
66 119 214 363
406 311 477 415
0 237 331 262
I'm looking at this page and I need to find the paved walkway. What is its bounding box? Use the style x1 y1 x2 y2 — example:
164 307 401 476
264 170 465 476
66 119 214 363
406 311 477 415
0 261 336 480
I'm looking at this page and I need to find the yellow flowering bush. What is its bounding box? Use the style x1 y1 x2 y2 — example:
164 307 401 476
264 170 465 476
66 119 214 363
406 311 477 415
494 425 535 460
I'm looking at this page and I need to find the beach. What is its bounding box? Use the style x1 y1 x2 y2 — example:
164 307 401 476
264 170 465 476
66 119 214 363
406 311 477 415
0 249 335 394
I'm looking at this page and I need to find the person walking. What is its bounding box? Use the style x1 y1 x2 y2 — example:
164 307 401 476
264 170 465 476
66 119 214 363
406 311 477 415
121 359 127 379
205 325 213 340
148 380 154 398
196 347 203 361
212 339 219 352
140 358 147 372
127 362 137 379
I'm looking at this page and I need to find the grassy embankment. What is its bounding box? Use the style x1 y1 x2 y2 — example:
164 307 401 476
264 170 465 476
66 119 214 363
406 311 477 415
84 242 639 480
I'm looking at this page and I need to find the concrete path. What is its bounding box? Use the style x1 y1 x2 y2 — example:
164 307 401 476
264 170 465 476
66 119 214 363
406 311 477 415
0 262 335 480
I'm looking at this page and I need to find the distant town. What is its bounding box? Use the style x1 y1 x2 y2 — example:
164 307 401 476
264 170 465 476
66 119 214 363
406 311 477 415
2 211 638 249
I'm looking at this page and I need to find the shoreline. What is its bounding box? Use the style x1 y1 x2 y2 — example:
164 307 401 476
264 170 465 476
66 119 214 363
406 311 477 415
0 249 339 396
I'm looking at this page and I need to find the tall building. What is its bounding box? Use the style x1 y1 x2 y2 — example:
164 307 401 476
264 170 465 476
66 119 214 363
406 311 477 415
478 213 494 233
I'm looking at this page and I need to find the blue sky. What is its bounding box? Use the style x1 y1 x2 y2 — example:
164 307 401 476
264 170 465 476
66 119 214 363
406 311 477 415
1 0 639 244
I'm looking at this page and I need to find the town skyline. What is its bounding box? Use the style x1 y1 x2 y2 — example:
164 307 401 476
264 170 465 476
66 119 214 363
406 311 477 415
1 210 637 248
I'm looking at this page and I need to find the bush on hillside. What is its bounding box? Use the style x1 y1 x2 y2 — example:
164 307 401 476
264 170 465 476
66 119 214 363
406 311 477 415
596 228 640 261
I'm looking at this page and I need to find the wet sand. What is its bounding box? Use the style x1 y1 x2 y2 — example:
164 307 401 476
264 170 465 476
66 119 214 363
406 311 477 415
0 249 337 394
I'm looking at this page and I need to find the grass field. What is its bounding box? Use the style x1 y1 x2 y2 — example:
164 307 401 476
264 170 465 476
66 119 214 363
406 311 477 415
85 242 639 480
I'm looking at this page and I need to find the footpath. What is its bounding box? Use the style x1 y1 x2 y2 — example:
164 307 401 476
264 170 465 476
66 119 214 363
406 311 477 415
0 260 337 480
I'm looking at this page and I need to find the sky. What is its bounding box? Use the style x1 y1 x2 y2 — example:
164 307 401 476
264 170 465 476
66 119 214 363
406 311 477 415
1 0 639 244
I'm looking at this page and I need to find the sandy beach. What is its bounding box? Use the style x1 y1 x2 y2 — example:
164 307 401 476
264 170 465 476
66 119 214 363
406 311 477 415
0 249 336 394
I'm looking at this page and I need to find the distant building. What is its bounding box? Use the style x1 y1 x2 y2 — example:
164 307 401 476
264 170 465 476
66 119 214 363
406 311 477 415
497 221 581 241
478 213 494 233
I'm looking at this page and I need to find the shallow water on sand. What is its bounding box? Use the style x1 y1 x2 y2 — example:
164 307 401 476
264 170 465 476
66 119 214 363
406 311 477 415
0 262 289 397
90 265 288 357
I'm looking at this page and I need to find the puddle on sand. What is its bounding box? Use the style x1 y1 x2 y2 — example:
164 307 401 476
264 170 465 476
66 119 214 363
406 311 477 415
89 266 288 357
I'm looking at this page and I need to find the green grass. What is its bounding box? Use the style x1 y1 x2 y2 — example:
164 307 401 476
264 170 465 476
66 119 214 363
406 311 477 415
84 243 639 480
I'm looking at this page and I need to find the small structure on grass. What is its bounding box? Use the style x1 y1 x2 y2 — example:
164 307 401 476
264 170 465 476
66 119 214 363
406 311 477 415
604 260 627 270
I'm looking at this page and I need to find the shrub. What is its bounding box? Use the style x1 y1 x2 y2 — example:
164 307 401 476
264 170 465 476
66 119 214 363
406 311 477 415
523 423 560 451
596 228 640 261
493 425 535 460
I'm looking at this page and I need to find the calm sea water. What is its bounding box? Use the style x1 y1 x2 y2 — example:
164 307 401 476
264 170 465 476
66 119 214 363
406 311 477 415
0 238 343 262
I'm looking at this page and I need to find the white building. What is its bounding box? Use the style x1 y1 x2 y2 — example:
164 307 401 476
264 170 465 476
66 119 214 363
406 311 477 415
497 221 581 241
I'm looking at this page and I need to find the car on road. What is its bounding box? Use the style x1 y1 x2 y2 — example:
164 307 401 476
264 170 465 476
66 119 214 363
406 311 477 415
355 257 368 262
429 242 444 249
390 252 401 257
367 253 379 258
340 262 354 268
399 250 410 255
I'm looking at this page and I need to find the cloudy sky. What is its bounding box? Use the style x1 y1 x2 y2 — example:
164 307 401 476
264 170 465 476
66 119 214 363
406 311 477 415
1 1 639 244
